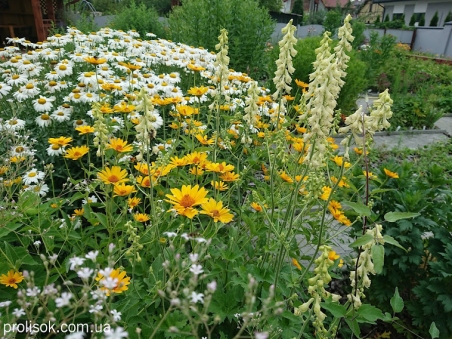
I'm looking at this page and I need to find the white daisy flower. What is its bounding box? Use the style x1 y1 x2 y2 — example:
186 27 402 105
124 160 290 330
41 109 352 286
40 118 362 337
33 96 55 112
23 168 45 185
1 118 26 131
35 113 53 127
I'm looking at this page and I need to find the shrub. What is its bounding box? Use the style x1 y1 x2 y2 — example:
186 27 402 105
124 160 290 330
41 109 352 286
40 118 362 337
291 0 303 15
445 10 452 25
418 14 425 26
357 31 397 90
409 14 416 26
109 0 166 39
167 0 275 78
323 8 343 37
429 10 439 27
303 9 327 25
270 36 368 114
349 159 452 337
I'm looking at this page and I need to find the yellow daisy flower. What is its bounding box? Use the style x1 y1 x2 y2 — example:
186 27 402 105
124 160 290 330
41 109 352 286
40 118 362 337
95 268 130 296
384 168 399 179
64 145 89 160
0 270 24 289
165 185 209 219
98 166 128 185
200 198 234 223
106 138 134 153
113 183 136 197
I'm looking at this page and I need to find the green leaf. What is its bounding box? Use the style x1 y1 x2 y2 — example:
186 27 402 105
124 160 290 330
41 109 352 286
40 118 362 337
356 304 385 323
429 322 440 338
384 212 420 222
370 188 395 195
372 245 384 274
345 318 360 337
321 301 347 318
0 223 21 240
342 201 371 216
349 234 374 248
383 235 407 251
390 287 404 313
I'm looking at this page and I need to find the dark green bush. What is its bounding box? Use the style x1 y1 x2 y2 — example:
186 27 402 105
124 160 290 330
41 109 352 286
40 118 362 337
109 1 166 39
349 160 452 337
430 10 439 27
167 0 275 78
409 14 415 26
323 8 343 37
291 0 303 15
419 15 425 26
445 11 452 25
270 36 367 114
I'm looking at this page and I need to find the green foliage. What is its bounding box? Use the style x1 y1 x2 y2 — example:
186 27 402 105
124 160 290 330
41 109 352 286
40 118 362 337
419 14 425 26
445 10 452 26
109 1 166 39
357 31 396 90
66 12 99 33
272 36 367 114
350 158 452 337
291 0 303 15
375 15 380 24
429 10 439 27
409 14 415 26
257 0 282 12
388 94 444 130
384 14 390 22
167 0 275 78
303 10 327 25
350 19 366 49
323 8 343 37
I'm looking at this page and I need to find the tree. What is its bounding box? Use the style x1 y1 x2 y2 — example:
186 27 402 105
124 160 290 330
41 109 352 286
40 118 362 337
291 0 303 15
384 14 390 22
409 14 416 26
323 7 343 37
445 11 452 26
419 14 425 26
430 10 439 27
375 15 380 24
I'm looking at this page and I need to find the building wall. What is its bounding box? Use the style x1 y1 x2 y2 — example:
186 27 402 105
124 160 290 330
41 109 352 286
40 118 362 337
381 1 452 27
358 2 384 24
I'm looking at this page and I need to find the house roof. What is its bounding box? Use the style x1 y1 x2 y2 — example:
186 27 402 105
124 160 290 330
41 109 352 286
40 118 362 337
321 0 352 8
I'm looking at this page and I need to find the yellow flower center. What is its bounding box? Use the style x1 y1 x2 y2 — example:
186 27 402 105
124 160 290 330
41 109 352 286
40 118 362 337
108 175 119 183
211 210 220 218
180 194 195 207
12 74 19 79
59 65 67 70
15 146 24 153
26 83 34 89
38 98 46 104
52 144 60 150
41 114 50 120
28 172 37 177
8 119 17 125
76 120 83 125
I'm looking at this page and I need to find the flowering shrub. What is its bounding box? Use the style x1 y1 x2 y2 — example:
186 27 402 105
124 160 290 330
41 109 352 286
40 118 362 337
0 16 406 339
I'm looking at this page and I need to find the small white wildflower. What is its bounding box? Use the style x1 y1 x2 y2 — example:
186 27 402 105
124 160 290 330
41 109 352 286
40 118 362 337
65 331 85 339
111 309 122 321
55 292 72 308
26 287 41 297
104 326 128 339
85 250 99 262
42 284 58 296
12 308 26 317
77 267 94 280
89 304 103 314
189 253 199 263
255 332 269 339
48 253 58 264
190 292 204 304
189 264 204 276
0 301 12 307
69 256 85 270
207 281 217 292
163 231 177 238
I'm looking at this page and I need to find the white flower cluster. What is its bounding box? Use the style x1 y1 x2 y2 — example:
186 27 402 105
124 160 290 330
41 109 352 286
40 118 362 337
339 89 393 149
272 20 297 101
300 14 354 168
347 224 385 309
